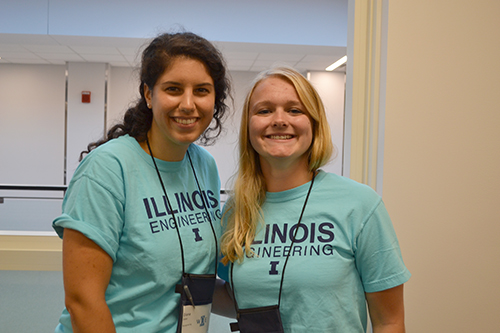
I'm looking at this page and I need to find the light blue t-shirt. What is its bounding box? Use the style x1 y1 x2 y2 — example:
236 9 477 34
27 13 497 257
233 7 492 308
219 171 410 333
53 135 222 332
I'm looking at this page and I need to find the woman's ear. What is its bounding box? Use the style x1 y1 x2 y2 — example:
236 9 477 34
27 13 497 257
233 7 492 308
144 83 152 108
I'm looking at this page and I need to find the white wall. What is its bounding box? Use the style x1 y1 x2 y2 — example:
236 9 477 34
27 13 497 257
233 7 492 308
107 66 140 128
308 71 345 176
0 64 66 185
66 62 107 181
384 1 500 331
203 71 256 189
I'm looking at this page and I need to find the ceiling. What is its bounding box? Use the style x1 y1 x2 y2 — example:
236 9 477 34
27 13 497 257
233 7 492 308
0 33 347 73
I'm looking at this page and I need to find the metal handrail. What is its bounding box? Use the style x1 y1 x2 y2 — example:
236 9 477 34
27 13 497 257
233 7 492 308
0 184 67 191
0 185 67 202
0 184 226 195
0 185 227 235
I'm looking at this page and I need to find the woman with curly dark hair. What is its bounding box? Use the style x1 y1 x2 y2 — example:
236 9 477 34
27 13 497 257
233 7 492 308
53 31 232 332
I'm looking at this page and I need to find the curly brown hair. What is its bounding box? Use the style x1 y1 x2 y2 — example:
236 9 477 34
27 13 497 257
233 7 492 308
80 31 231 160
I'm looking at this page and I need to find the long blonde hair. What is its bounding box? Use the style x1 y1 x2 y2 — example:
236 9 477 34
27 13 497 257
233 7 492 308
220 66 334 264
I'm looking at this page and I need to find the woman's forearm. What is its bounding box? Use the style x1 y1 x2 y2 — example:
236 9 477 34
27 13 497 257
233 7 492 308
67 299 116 333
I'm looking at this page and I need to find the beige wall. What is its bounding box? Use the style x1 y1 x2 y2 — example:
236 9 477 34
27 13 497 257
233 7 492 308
384 1 500 331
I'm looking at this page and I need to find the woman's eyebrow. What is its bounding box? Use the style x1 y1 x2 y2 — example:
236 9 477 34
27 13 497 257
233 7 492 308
158 81 214 87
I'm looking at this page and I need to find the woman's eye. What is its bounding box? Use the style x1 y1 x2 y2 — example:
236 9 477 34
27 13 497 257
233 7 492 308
165 86 180 92
289 108 304 114
257 109 270 114
196 88 210 94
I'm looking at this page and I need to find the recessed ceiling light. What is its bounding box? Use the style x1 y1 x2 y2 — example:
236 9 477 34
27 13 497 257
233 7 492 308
326 55 347 71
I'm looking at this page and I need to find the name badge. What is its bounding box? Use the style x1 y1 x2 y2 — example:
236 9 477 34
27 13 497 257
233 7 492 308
181 303 212 333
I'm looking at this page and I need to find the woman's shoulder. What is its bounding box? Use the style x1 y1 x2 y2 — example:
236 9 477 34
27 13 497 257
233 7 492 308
91 135 138 155
318 171 381 202
188 144 217 165
81 135 140 164
188 143 214 157
73 136 141 180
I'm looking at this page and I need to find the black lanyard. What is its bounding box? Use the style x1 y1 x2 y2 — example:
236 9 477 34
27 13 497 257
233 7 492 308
146 138 218 276
230 172 316 311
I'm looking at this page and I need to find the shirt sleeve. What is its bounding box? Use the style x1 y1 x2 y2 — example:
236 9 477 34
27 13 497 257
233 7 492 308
53 156 125 262
354 199 411 293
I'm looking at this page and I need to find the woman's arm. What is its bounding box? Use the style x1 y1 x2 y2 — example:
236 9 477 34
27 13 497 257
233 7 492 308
365 284 406 333
211 278 236 318
62 228 116 333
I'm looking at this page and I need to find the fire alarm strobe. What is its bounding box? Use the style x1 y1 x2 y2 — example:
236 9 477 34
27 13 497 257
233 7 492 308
82 91 91 103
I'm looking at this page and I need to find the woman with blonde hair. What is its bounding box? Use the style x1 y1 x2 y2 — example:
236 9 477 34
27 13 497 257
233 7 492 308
217 66 410 332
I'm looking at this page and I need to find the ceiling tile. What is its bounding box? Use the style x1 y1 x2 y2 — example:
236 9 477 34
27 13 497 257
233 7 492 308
256 52 305 62
69 46 122 55
38 53 84 61
23 45 75 53
79 54 127 62
3 58 50 64
0 44 27 52
0 34 346 73
1 51 40 59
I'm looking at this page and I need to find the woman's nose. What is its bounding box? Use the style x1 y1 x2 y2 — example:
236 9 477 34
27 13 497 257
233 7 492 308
272 110 288 127
179 92 195 113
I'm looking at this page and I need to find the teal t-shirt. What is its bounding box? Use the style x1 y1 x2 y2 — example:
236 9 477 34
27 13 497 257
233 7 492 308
53 135 222 332
219 171 410 333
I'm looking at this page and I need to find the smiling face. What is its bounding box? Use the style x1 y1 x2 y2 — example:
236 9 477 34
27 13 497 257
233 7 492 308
144 56 215 161
248 76 313 170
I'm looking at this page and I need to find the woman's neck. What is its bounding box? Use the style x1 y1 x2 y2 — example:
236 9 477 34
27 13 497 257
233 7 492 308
260 157 313 192
139 131 188 162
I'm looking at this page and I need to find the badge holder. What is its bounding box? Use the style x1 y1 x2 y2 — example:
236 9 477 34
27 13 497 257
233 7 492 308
148 141 219 333
176 273 216 333
229 262 284 333
230 304 284 333
229 175 316 333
